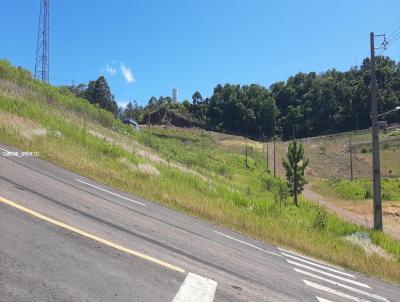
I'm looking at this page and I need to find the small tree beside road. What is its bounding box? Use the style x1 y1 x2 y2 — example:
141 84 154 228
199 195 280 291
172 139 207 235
282 141 309 206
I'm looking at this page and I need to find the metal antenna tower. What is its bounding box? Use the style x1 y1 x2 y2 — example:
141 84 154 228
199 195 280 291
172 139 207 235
34 0 49 83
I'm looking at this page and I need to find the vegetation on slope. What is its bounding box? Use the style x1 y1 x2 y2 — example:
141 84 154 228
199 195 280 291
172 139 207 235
313 178 400 202
1 60 400 284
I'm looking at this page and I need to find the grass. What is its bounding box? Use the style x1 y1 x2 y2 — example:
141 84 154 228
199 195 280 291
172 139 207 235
313 178 400 202
1 59 400 284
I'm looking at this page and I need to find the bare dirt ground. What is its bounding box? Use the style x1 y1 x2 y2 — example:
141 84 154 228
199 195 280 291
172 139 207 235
303 185 400 240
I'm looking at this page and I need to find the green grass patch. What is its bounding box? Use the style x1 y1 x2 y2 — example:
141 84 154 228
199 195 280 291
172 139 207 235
314 178 400 201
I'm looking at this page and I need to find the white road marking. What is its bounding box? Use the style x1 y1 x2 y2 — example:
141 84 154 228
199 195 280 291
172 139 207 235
295 268 390 302
214 231 282 257
0 147 10 153
75 179 145 206
287 260 371 289
304 280 372 302
282 252 355 278
316 297 334 302
279 247 344 270
172 273 217 302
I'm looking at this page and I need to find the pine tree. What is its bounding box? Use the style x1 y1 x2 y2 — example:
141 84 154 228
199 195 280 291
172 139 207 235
282 141 309 206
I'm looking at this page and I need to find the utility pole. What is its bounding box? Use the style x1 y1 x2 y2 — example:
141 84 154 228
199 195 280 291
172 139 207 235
292 125 296 140
245 123 248 170
349 137 353 181
273 134 276 178
266 139 269 171
370 32 383 231
356 113 359 131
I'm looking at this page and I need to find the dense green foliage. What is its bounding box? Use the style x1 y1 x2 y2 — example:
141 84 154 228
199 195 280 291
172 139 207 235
143 56 400 139
61 56 400 140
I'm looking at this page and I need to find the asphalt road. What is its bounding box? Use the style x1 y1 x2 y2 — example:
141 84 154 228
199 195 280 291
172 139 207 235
0 143 399 302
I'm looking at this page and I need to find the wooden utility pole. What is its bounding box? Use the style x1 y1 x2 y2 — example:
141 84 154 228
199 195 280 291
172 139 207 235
356 113 359 131
349 137 354 181
273 134 276 178
370 32 383 231
266 140 269 170
245 123 248 170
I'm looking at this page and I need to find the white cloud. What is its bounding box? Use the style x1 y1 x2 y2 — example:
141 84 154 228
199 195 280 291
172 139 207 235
105 64 117 76
120 63 135 84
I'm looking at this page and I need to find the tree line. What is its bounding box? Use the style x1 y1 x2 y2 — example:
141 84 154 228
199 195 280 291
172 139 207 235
65 56 400 140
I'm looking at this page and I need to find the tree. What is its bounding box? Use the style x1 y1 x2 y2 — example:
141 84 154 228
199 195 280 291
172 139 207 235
84 76 118 116
192 91 203 104
123 101 142 120
282 141 309 206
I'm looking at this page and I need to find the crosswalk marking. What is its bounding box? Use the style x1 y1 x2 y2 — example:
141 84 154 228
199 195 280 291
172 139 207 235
316 297 333 302
282 252 355 278
295 268 390 302
304 280 372 302
172 273 217 302
287 260 371 288
278 247 344 270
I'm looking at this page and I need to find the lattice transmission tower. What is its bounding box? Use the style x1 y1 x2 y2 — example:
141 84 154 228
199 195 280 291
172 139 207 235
34 0 49 83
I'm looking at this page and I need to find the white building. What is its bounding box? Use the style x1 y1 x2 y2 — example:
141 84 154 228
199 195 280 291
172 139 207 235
172 88 178 102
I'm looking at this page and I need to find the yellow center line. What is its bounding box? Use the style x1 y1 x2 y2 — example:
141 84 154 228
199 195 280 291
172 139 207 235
0 195 185 274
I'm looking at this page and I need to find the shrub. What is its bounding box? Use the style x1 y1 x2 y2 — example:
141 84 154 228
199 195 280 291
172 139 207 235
364 188 372 199
313 209 327 230
273 181 289 206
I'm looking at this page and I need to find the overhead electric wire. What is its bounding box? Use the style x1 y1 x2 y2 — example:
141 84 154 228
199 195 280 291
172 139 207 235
386 31 400 48
386 26 400 40
384 16 400 35
318 101 367 137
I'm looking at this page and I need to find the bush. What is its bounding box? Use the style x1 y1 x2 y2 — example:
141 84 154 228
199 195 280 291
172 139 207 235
361 147 368 154
364 188 372 199
313 209 327 230
273 181 289 206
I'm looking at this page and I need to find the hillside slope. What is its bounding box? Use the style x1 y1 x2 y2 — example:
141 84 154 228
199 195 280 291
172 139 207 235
1 60 400 284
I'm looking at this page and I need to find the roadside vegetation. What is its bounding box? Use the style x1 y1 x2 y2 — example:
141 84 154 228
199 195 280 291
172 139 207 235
313 178 400 202
1 60 400 284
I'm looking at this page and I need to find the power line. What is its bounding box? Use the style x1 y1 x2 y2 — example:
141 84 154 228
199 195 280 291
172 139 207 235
386 31 400 48
386 25 400 41
384 16 400 35
318 101 367 137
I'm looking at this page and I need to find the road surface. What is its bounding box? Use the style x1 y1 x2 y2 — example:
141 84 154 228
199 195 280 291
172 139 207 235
0 143 399 301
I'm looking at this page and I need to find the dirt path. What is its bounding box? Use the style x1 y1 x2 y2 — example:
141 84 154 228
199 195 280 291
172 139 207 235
303 185 400 241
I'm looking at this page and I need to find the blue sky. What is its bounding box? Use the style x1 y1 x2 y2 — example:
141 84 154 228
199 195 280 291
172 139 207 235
1 0 399 106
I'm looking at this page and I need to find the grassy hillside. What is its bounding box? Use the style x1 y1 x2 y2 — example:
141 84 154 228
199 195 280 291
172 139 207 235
313 178 400 202
1 60 400 284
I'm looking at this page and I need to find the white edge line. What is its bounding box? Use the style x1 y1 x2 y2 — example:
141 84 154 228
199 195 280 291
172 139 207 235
295 268 390 302
0 148 145 207
287 260 371 289
304 280 372 302
282 252 355 278
278 247 345 271
214 231 282 257
172 272 217 302
75 179 145 206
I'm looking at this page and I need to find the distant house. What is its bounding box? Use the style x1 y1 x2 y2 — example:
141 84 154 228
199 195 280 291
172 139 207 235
123 118 140 131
